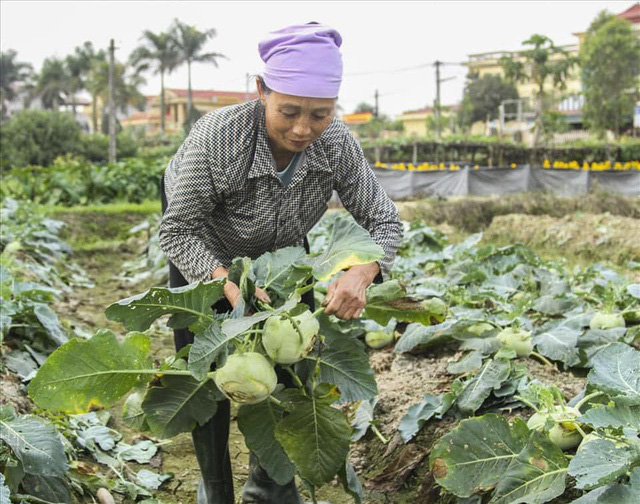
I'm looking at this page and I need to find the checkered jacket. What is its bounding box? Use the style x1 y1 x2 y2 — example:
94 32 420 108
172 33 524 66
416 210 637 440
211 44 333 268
160 99 402 284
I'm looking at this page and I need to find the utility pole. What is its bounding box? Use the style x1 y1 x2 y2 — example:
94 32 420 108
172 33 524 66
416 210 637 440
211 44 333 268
245 72 250 101
108 39 116 164
374 89 379 119
434 60 442 139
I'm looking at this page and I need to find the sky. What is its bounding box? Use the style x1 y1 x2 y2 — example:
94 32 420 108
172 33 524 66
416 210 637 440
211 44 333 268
1 1 635 118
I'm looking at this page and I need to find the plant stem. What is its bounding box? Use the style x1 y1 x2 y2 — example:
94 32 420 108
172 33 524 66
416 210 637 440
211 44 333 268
513 395 540 412
282 311 305 345
574 423 588 439
284 365 305 390
530 351 553 367
258 301 275 311
371 424 389 444
269 395 283 406
574 391 605 412
311 306 325 318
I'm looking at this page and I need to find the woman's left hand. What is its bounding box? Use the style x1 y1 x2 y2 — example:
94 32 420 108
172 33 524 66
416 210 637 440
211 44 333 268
322 263 380 320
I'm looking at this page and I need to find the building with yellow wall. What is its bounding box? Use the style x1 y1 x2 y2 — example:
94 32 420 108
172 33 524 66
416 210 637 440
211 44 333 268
464 3 640 125
397 105 460 138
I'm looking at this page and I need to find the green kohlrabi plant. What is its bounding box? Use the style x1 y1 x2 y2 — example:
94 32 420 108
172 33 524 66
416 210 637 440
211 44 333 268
26 215 431 499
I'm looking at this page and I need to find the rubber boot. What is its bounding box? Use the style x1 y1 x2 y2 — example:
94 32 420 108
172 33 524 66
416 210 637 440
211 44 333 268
192 398 235 504
241 453 303 504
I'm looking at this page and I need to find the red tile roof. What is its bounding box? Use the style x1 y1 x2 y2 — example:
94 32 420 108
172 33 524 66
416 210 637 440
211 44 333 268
618 3 640 24
165 88 258 100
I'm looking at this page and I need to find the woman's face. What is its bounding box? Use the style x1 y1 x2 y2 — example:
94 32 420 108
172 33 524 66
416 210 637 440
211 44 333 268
258 80 337 155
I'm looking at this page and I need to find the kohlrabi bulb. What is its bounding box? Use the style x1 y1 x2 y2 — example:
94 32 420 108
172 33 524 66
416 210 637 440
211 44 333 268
497 327 533 357
262 310 319 364
214 352 277 404
365 331 395 349
589 312 625 330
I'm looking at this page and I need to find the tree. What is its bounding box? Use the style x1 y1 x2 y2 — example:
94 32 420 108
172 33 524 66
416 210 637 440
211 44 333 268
458 74 519 129
500 34 577 146
0 50 33 118
172 19 225 130
66 42 105 122
130 30 180 132
580 11 640 138
354 102 375 114
87 59 146 133
36 57 71 110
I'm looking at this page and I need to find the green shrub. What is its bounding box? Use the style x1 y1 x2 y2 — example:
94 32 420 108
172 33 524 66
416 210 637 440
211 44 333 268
79 132 138 162
0 110 82 168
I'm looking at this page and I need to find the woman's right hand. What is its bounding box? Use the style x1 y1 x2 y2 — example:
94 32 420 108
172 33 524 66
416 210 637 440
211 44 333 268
212 266 271 308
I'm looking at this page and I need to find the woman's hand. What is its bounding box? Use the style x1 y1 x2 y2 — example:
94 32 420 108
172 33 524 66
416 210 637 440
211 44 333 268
211 266 271 308
322 262 380 320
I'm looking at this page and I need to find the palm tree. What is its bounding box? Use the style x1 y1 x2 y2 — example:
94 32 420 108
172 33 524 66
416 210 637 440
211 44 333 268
66 42 105 119
36 57 71 109
87 59 146 133
0 49 33 118
172 19 226 129
129 29 180 132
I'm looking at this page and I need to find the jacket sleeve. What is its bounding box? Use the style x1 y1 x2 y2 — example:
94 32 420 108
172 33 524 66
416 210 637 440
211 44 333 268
334 131 403 279
159 127 230 283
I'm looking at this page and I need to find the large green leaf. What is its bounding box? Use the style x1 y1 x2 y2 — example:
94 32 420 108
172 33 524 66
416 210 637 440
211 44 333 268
142 375 222 438
490 432 568 504
398 393 452 443
28 330 151 413
568 440 638 490
221 296 299 339
455 359 511 415
237 398 296 485
395 320 455 353
105 280 225 333
338 461 363 504
579 404 640 431
188 321 227 380
32 303 68 346
274 392 351 486
122 388 149 431
533 326 581 367
20 474 71 504
363 280 436 325
588 343 640 405
351 398 377 442
314 331 377 403
309 216 384 281
0 415 67 477
570 467 640 504
253 246 311 300
429 414 530 498
0 474 10 503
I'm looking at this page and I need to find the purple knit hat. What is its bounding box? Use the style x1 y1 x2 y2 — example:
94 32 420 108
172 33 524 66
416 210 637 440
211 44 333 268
258 23 343 98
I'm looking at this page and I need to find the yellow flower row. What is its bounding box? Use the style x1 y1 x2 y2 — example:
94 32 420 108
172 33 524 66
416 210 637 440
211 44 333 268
373 162 464 171
542 160 640 171
373 161 640 171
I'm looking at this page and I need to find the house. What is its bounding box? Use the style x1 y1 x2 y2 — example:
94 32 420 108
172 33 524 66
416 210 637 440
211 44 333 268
120 88 258 134
397 105 460 138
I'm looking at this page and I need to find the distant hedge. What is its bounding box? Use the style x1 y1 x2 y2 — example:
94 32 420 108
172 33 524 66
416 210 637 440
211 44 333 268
360 136 640 165
1 155 167 205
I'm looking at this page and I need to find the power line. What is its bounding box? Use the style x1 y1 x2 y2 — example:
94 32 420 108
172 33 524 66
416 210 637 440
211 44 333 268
345 60 466 77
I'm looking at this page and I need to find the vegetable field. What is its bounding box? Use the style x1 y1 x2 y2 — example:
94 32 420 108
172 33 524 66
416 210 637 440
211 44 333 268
1 193 639 504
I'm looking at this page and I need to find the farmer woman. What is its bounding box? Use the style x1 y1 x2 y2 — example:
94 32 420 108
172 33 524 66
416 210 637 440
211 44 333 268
159 23 402 504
